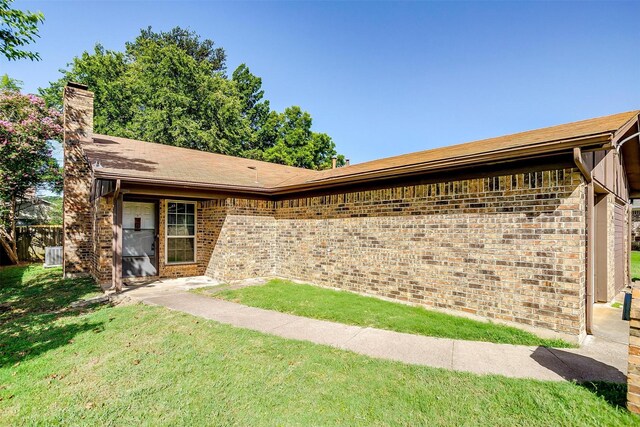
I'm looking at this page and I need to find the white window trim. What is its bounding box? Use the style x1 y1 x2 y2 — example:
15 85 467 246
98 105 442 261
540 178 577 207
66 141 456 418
164 200 197 265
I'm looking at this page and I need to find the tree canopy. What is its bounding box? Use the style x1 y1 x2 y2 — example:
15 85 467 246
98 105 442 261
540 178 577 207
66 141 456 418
41 26 344 169
0 88 62 263
0 0 44 61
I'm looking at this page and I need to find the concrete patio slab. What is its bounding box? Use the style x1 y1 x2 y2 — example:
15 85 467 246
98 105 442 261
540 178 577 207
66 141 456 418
110 276 222 297
592 302 629 345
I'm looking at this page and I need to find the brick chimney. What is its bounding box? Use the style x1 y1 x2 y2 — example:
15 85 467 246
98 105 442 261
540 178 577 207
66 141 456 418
63 82 93 146
62 83 94 278
331 156 337 169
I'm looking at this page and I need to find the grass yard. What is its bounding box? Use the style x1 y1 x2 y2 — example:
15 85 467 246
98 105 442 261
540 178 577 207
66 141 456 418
0 265 637 426
200 279 573 348
631 251 640 281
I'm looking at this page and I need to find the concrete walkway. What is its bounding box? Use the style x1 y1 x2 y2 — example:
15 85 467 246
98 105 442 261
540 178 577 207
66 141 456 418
118 276 628 383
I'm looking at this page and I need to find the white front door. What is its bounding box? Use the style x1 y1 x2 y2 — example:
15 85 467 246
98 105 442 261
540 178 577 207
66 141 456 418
122 201 157 277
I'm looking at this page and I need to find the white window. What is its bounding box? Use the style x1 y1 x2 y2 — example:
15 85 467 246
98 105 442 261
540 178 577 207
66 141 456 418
165 201 196 264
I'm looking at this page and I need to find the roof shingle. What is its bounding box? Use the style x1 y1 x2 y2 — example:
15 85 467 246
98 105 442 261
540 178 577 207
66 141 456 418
83 110 639 193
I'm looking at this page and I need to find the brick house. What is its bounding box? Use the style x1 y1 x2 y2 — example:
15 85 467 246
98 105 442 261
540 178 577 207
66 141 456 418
62 83 640 341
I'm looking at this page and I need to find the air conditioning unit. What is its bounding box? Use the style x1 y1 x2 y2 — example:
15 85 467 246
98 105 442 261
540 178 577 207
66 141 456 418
44 246 63 268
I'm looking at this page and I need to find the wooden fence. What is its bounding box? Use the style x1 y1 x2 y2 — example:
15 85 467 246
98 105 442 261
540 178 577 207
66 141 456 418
15 225 63 262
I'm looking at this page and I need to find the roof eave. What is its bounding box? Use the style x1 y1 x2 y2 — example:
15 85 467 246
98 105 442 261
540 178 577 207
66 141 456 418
93 172 274 196
612 113 640 147
272 132 613 194
94 132 613 197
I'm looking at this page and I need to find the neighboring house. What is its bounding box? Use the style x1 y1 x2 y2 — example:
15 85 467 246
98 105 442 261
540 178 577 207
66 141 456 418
0 192 62 265
16 197 51 226
15 191 61 226
62 82 640 341
0 189 52 227
632 200 640 250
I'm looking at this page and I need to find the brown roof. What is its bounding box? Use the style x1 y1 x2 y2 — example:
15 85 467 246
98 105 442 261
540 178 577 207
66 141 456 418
85 110 639 194
284 110 640 188
84 134 318 190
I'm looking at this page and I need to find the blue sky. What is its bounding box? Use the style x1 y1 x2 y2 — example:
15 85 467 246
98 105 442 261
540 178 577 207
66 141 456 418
4 1 640 165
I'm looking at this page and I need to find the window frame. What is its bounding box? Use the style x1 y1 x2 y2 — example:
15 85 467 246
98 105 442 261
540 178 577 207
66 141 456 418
164 200 197 265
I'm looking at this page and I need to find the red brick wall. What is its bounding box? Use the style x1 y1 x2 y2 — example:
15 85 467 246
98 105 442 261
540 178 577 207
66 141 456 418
202 167 586 336
91 196 113 283
273 168 586 335
204 199 277 281
157 199 226 279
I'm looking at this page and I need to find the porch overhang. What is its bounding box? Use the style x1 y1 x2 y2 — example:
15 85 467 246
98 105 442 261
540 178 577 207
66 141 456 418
616 114 640 199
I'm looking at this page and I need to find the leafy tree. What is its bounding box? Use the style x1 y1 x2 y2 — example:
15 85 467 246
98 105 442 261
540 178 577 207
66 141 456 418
42 32 249 154
132 26 226 73
41 195 62 225
0 73 22 90
41 26 343 169
41 45 131 137
0 0 44 61
263 106 344 169
0 89 62 263
232 64 270 133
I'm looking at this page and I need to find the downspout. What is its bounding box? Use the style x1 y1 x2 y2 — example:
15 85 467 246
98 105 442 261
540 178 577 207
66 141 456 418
573 147 594 335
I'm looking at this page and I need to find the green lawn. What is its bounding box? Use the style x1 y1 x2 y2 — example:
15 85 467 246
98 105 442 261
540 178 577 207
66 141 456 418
0 265 637 425
631 251 640 281
201 279 573 347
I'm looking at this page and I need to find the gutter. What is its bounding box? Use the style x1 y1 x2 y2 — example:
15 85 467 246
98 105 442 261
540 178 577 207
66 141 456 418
615 131 640 154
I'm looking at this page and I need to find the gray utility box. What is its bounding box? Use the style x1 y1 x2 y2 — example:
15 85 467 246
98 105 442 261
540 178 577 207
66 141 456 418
44 246 63 268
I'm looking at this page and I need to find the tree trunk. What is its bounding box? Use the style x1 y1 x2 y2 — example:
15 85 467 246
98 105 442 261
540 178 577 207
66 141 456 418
10 196 17 255
0 197 20 265
0 228 19 264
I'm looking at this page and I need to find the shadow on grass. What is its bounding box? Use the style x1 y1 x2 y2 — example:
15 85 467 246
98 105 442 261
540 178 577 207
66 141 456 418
0 316 103 367
0 264 105 368
530 347 629 411
579 381 627 409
